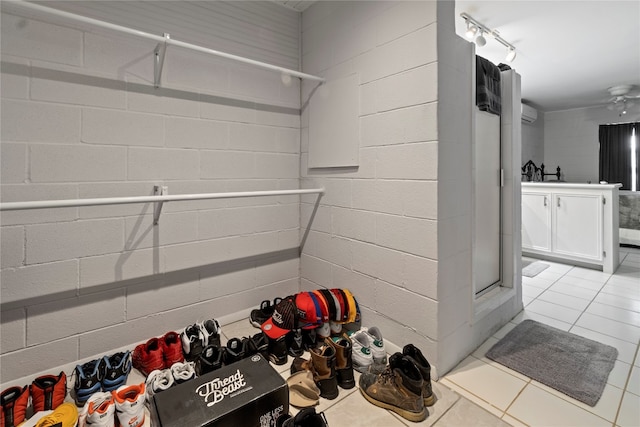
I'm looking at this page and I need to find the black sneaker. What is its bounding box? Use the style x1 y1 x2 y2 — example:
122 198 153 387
276 408 328 427
252 332 269 359
101 351 132 392
249 297 283 328
74 358 105 405
286 329 305 357
224 337 245 364
199 319 222 348
181 323 205 362
267 335 288 365
243 332 269 359
196 345 224 376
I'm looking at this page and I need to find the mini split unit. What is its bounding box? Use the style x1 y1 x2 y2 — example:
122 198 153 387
521 103 538 123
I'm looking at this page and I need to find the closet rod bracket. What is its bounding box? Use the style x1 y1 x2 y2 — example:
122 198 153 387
153 185 168 225
154 33 170 89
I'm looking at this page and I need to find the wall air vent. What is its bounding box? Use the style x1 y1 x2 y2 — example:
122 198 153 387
521 103 538 123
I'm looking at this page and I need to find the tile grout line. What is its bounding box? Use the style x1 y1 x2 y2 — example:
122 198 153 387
527 260 638 425
501 376 532 424
427 388 462 426
612 340 640 427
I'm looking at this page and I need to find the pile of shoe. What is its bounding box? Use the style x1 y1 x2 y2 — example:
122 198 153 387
358 344 435 422
195 331 270 376
74 350 132 405
132 331 184 377
145 361 196 401
289 334 355 401
253 289 360 365
180 319 222 363
78 383 146 427
180 317 273 378
0 371 68 427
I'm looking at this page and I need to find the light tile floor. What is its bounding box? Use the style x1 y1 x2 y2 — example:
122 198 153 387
220 246 639 426
223 314 509 426
442 246 640 427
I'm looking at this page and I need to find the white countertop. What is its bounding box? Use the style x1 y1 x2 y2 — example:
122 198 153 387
522 182 623 190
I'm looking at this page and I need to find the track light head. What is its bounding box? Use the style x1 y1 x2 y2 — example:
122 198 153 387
475 32 487 47
461 13 516 62
465 23 478 39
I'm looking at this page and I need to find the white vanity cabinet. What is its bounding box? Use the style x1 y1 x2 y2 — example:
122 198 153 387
522 183 621 273
522 192 552 251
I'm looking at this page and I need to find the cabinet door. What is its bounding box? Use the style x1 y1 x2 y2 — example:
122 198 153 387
553 193 602 260
522 192 551 251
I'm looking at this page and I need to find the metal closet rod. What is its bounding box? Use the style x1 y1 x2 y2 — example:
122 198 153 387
0 188 325 212
6 0 325 83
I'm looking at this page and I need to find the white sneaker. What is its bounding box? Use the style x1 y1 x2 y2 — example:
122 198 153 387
145 369 174 403
112 383 146 427
316 322 331 339
350 332 373 373
80 392 116 427
359 326 387 364
170 361 196 384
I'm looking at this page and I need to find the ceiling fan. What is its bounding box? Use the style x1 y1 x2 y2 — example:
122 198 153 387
606 85 640 116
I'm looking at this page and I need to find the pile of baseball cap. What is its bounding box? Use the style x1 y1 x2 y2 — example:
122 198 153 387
261 289 360 340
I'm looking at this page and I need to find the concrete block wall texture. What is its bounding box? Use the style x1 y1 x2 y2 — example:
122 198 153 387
299 0 520 377
299 1 443 368
0 2 303 385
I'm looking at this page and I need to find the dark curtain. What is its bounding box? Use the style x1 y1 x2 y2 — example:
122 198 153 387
599 122 639 190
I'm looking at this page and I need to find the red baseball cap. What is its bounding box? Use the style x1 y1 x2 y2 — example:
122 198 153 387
295 292 326 329
261 296 297 339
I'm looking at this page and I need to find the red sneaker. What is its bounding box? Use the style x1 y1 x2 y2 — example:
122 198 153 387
161 331 184 368
132 337 164 376
0 385 29 427
30 371 67 412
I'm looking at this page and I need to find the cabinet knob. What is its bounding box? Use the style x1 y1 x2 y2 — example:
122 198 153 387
544 196 547 206
557 197 560 207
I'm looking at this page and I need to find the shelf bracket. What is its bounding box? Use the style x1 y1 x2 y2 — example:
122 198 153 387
153 185 168 225
154 33 170 88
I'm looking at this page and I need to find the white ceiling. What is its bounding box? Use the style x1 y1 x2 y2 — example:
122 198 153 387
455 1 640 112
277 1 640 113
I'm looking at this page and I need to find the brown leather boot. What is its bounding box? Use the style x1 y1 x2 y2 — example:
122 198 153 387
358 352 426 422
308 344 339 400
325 336 355 389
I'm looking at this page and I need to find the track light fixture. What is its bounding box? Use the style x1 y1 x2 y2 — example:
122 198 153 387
461 12 517 63
465 23 478 39
475 31 487 47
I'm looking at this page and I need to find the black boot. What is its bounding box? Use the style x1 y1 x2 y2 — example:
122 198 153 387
403 343 435 406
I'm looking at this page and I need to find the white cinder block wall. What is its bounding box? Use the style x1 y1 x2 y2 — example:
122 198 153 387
0 1 303 385
299 0 442 368
299 1 520 376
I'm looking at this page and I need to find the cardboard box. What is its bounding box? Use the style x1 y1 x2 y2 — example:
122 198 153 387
152 354 288 427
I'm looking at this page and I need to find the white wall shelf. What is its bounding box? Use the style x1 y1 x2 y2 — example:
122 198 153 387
0 187 325 225
4 0 325 87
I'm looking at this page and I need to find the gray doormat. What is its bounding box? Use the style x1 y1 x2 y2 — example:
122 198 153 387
522 260 550 277
486 320 618 406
